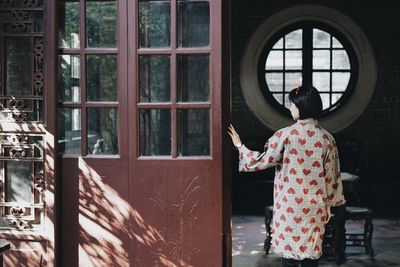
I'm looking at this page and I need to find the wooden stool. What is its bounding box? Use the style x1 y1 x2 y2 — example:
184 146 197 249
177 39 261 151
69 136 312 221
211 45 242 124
264 205 273 254
345 206 374 256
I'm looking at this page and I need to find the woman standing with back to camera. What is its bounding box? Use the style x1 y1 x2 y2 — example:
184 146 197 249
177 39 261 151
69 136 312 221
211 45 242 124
228 85 346 267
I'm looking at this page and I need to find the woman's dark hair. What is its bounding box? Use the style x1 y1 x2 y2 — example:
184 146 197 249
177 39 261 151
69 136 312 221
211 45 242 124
288 84 323 119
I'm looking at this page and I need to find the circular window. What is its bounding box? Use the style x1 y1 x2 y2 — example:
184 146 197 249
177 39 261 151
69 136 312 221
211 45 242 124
240 5 377 132
258 22 358 117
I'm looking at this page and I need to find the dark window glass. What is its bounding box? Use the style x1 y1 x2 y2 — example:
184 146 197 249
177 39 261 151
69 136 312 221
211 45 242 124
59 108 81 155
139 1 170 48
59 0 80 48
5 37 33 96
178 1 210 47
178 109 210 156
139 109 171 156
177 55 209 102
139 56 170 102
86 1 117 48
59 55 80 102
88 108 119 155
87 55 118 102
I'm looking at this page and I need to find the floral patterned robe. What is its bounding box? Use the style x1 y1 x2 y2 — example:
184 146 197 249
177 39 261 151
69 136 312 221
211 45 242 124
238 119 346 260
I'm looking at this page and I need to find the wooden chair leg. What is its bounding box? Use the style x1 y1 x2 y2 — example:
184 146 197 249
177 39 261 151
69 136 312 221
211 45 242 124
364 215 374 256
264 208 273 254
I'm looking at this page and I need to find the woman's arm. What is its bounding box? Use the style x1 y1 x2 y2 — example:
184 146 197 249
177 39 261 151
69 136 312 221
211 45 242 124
324 142 346 207
228 125 285 172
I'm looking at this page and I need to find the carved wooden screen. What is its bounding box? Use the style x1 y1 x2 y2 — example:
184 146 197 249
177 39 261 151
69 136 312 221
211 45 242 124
0 0 53 265
0 0 45 227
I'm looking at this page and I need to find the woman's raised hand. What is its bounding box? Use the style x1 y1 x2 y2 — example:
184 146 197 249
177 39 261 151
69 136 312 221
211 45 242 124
227 124 242 148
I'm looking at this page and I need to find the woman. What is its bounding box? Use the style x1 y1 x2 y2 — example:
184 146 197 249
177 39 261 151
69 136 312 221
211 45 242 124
228 85 346 267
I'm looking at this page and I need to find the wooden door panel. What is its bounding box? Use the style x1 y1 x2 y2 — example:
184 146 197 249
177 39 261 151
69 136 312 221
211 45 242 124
61 158 130 266
132 161 222 266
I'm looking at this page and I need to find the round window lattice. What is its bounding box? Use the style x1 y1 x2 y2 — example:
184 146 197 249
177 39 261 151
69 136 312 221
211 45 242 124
240 5 377 133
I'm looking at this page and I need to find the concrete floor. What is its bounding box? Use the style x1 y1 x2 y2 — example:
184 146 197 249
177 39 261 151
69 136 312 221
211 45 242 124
232 215 400 267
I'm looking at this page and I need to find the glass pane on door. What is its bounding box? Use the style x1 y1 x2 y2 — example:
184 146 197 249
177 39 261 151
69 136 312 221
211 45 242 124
139 109 171 156
59 108 81 155
139 1 171 48
87 55 118 101
88 108 119 155
139 56 170 102
178 109 210 156
86 1 117 48
177 55 209 102
178 1 210 47
59 0 80 48
59 55 81 102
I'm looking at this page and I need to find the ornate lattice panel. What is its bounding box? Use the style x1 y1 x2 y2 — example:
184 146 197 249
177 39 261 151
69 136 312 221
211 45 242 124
0 0 45 231
0 133 44 230
0 0 44 123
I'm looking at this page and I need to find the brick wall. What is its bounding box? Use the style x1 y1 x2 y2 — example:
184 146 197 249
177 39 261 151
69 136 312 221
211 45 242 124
231 0 400 217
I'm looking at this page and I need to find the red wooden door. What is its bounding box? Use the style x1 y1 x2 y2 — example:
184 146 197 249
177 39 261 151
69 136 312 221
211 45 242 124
128 0 227 265
58 0 229 266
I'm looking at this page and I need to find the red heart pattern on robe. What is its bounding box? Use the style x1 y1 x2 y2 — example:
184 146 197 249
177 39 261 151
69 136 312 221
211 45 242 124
295 197 303 204
294 217 302 224
299 138 306 145
243 124 345 259
314 141 323 148
305 150 314 157
285 226 293 233
287 187 296 194
307 130 315 137
312 161 321 167
285 245 292 251
286 207 294 213
292 236 301 242
301 227 309 234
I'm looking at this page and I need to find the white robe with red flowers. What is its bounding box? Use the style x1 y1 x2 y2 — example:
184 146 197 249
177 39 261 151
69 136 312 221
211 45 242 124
238 119 346 260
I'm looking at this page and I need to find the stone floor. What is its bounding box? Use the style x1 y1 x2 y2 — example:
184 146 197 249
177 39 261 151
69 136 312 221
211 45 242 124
232 215 400 267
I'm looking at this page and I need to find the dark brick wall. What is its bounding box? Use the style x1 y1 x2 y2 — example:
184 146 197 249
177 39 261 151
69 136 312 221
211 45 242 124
231 0 400 217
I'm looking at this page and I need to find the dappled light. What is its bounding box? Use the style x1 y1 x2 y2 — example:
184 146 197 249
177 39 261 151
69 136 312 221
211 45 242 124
77 158 197 266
